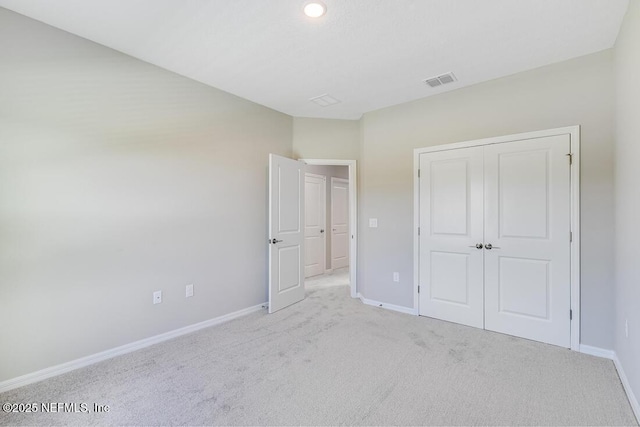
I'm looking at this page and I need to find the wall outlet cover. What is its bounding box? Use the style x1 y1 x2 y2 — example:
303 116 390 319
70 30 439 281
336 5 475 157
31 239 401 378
153 290 162 305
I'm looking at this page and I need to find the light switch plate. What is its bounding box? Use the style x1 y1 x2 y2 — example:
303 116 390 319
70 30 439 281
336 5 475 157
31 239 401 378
369 218 378 228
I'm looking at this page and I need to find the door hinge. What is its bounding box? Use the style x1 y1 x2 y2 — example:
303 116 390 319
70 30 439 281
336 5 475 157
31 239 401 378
418 285 420 294
418 227 421 236
570 231 573 242
570 309 573 320
418 169 421 178
567 153 573 165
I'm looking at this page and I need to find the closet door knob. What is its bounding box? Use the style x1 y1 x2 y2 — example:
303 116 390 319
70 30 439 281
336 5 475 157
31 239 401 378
485 243 500 250
469 243 483 249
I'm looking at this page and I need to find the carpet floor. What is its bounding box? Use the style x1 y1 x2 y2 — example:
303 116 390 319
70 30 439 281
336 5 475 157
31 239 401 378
1 275 637 426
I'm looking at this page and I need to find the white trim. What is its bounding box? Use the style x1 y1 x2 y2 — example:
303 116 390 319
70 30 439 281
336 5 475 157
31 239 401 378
0 303 266 394
413 126 581 154
613 353 640 422
357 293 418 315
301 159 357 299
413 126 581 351
578 346 640 423
413 146 420 315
568 127 581 351
324 268 334 274
579 344 615 359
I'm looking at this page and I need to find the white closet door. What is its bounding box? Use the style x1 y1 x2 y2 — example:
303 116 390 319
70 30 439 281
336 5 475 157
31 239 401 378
483 135 571 347
419 147 485 328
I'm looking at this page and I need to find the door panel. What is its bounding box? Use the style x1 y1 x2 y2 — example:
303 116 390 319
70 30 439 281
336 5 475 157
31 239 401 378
269 154 305 313
304 174 325 278
419 148 484 328
484 135 571 347
498 257 549 319
499 150 549 239
431 160 469 235
331 178 349 269
431 252 470 305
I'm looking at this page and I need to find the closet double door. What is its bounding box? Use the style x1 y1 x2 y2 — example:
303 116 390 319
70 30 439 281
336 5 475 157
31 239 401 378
418 135 571 348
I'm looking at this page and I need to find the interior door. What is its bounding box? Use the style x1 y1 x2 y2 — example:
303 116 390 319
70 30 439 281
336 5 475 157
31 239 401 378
418 147 485 328
483 135 571 347
268 154 305 313
331 178 349 269
304 173 326 278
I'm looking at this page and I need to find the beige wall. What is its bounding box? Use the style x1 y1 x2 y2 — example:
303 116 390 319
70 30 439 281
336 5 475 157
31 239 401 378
292 118 360 160
0 9 292 382
359 50 615 349
614 0 640 408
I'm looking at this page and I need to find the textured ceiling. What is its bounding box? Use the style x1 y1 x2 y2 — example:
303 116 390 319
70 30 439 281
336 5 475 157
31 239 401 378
0 0 629 119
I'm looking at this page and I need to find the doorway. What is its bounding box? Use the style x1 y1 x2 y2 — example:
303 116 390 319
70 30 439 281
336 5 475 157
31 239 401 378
302 159 357 299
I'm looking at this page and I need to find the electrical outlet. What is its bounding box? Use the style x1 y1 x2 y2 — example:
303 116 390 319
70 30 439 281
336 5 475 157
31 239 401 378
625 319 629 338
393 272 399 282
186 284 194 298
153 290 162 305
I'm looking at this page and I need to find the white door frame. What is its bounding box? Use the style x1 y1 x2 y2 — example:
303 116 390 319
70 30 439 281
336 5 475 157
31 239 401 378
413 126 581 351
301 159 357 299
304 172 327 278
330 177 350 270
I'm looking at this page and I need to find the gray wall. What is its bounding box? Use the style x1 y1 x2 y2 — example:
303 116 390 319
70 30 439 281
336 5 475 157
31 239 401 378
0 8 292 382
614 0 640 409
305 165 348 270
358 50 615 349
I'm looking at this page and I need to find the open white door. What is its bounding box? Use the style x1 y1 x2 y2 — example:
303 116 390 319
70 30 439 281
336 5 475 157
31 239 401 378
269 154 305 313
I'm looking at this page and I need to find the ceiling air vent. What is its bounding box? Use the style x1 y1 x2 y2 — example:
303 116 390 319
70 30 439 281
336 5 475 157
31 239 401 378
309 94 341 107
424 72 457 88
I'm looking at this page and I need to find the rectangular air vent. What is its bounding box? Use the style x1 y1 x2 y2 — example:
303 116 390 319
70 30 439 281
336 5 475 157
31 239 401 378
424 72 457 88
310 94 341 107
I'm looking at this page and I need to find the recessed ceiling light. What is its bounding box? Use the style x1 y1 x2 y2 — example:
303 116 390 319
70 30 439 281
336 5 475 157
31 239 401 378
304 2 326 18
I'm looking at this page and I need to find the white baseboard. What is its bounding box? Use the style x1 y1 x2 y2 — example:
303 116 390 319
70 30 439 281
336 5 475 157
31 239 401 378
0 302 267 394
579 344 639 423
579 344 616 359
357 293 417 315
613 352 640 423
324 268 333 274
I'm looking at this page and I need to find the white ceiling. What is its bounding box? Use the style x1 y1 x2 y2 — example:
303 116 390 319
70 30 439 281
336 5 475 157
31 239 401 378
0 0 629 120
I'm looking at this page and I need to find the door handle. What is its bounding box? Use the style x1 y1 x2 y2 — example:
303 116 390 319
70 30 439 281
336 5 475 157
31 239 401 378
485 243 500 250
469 243 483 249
320 229 325 233
270 238 283 244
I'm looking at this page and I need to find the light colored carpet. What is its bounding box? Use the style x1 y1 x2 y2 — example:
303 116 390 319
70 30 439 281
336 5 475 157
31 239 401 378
1 277 636 426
